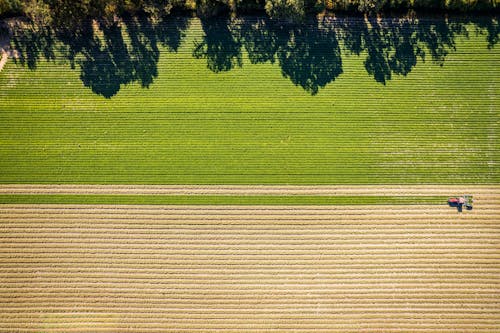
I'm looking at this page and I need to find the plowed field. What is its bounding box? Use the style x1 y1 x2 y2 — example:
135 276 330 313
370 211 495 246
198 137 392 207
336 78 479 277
0 184 499 196
1 193 499 332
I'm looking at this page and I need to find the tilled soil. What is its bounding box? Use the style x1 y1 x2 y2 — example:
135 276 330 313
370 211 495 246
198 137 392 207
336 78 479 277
0 196 499 332
0 184 499 197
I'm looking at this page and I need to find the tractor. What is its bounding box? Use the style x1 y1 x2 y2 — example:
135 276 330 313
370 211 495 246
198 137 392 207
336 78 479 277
448 195 473 211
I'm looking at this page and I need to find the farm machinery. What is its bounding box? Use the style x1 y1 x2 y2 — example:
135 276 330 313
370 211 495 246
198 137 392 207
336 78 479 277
448 195 473 211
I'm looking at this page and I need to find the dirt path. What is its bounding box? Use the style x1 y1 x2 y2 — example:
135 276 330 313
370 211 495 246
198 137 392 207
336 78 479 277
0 49 7 72
0 184 499 197
0 203 498 332
0 28 9 73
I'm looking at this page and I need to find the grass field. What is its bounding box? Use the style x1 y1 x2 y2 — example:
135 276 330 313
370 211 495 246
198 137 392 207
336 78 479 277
0 194 446 205
0 17 498 184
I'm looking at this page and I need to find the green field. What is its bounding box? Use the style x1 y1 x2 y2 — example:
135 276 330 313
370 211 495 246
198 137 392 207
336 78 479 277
0 17 498 184
0 194 445 205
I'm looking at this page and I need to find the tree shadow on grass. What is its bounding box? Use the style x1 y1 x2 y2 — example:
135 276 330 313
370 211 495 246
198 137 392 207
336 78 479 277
77 15 190 97
277 17 343 94
466 16 499 49
193 16 242 72
9 20 56 70
6 14 498 97
77 22 134 98
9 14 191 98
206 15 497 93
234 16 343 94
338 16 464 84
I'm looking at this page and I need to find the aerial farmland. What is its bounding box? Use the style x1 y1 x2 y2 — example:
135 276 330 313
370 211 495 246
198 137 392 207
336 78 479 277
0 2 499 332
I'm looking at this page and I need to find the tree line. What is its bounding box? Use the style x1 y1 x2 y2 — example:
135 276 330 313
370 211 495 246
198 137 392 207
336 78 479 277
0 0 497 23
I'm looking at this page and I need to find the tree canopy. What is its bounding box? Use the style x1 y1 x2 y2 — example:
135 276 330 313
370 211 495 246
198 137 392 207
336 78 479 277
0 0 497 21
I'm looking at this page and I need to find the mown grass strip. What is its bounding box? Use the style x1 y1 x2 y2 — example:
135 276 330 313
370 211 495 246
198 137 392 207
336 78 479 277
0 195 446 205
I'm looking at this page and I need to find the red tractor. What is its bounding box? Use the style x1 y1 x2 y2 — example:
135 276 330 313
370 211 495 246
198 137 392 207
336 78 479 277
448 195 473 211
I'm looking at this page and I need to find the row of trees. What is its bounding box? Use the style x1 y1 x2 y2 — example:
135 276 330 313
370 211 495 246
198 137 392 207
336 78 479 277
1 0 498 22
7 14 498 97
1 0 180 26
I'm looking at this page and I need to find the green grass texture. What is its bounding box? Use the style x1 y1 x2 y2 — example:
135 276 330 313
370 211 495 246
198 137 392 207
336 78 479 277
0 18 498 184
0 195 445 205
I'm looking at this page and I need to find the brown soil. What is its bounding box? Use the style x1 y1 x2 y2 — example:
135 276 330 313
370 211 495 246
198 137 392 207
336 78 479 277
0 50 7 72
0 199 499 332
0 184 499 197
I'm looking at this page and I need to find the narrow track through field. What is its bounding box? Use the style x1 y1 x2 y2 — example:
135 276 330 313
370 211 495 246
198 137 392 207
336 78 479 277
1 185 499 197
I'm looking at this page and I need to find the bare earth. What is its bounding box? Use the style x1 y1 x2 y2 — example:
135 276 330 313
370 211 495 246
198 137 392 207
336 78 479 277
0 188 499 332
0 50 7 72
0 31 10 72
1 184 499 198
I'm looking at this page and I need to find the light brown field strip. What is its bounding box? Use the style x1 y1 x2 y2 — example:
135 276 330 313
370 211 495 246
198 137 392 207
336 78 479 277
1 199 499 332
0 50 7 73
1 184 499 196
